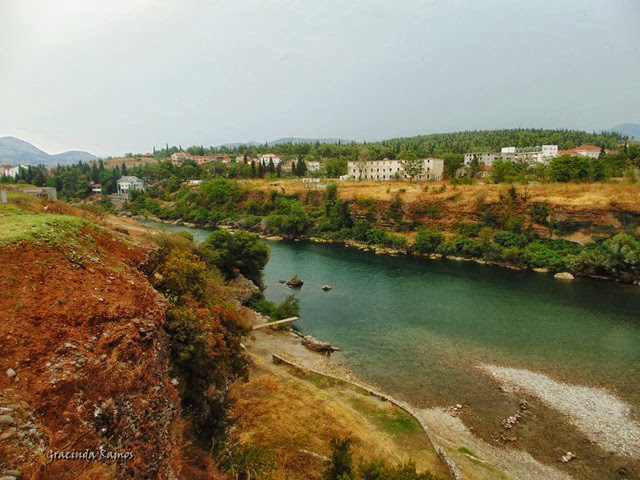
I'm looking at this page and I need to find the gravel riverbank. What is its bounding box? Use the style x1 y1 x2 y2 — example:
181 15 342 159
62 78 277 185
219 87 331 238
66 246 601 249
479 364 640 459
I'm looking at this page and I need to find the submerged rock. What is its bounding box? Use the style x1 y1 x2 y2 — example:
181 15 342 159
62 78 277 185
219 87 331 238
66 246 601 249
532 267 549 273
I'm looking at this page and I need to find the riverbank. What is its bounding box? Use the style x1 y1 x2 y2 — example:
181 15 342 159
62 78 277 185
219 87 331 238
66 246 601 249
136 216 640 479
131 214 638 286
235 316 582 480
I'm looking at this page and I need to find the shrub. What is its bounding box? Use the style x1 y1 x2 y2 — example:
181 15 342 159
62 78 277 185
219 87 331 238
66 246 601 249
323 437 354 480
414 229 444 254
203 230 269 286
529 203 549 225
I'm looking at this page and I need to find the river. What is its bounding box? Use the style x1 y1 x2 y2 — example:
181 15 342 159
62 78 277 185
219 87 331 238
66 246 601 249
142 220 640 475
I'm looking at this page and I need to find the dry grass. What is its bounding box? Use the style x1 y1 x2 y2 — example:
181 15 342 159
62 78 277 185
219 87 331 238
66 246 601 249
229 357 450 480
247 179 640 212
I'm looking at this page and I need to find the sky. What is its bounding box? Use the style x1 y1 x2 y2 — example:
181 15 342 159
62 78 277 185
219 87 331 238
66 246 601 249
1 0 639 156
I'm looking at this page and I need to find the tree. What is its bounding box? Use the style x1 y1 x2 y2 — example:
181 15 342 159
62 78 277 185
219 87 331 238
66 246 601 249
401 158 424 182
121 162 127 176
203 230 270 287
490 159 516 183
323 437 354 480
468 155 481 178
442 153 463 179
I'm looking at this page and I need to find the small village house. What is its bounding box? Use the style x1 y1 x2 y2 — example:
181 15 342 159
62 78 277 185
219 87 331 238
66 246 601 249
116 176 144 194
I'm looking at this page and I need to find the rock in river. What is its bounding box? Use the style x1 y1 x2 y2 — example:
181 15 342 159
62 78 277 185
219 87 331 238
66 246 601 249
286 275 304 288
554 272 575 280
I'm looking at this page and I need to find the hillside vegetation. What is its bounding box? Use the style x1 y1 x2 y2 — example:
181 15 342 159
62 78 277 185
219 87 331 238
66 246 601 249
124 178 640 284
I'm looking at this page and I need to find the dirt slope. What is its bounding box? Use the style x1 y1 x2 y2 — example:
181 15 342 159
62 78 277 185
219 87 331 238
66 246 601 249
0 218 187 479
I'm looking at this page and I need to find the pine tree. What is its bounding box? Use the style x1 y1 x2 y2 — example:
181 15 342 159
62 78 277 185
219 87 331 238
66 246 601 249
98 159 104 171
251 161 256 178
91 164 99 182
121 162 127 176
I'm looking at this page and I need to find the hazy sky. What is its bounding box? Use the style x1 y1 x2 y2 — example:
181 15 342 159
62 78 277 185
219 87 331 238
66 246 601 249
1 0 639 155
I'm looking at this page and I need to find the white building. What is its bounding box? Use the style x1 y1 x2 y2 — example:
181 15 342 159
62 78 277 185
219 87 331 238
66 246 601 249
464 145 558 166
347 158 444 181
2 165 25 178
306 160 321 173
259 153 282 166
116 176 144 194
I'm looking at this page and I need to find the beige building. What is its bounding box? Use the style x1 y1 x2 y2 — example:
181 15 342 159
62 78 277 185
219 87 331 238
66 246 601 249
347 158 443 181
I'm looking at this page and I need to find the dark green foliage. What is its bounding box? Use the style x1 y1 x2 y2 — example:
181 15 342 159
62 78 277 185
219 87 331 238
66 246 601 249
529 203 549 225
247 293 300 321
324 437 354 480
521 239 580 270
414 229 444 254
569 233 640 281
266 197 313 239
203 230 269 286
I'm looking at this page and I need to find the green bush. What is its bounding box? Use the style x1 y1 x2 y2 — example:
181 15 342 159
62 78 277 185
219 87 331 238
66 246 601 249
414 229 444 254
203 230 269 286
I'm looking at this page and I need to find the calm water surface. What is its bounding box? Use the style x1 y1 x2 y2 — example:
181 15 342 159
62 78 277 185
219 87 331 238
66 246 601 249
143 221 640 410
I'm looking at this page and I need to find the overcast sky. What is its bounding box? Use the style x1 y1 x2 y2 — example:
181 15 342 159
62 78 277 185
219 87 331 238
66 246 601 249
1 0 639 156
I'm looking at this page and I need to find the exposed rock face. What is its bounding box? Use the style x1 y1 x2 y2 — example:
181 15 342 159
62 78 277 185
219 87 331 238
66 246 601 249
227 273 260 303
554 272 575 280
0 234 182 479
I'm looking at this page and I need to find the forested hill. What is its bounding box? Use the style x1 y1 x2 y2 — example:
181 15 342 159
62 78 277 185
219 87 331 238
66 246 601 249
199 128 625 159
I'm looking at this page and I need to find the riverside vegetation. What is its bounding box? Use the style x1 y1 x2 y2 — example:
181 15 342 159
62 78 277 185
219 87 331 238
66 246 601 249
121 178 640 284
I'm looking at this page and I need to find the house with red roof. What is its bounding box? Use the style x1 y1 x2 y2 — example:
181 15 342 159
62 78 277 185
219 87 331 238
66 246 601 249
558 145 604 158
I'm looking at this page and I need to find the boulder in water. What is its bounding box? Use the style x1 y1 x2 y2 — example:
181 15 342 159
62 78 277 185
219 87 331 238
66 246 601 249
322 284 332 291
554 272 575 281
286 275 304 288
302 335 338 354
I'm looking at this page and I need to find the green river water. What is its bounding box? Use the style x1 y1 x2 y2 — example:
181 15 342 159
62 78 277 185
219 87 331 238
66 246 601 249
143 221 640 421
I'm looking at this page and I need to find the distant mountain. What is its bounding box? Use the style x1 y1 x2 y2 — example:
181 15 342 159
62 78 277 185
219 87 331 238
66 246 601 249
0 136 97 166
610 124 640 140
218 137 353 149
